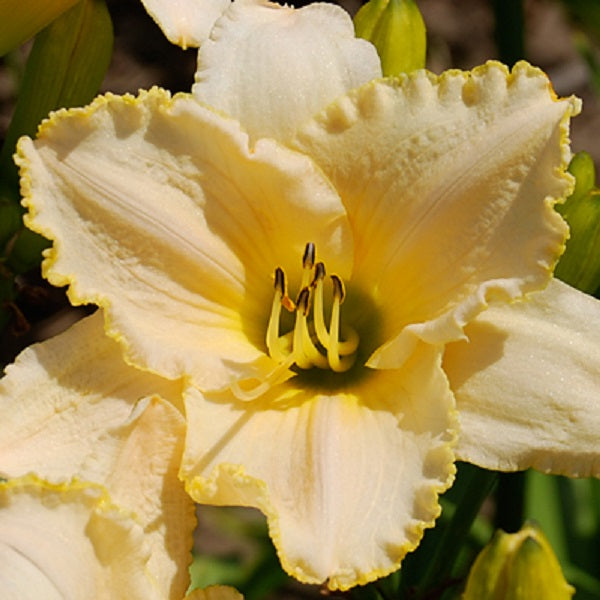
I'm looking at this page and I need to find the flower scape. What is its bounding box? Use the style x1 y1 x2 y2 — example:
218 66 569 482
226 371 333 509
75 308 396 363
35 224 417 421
2 0 600 596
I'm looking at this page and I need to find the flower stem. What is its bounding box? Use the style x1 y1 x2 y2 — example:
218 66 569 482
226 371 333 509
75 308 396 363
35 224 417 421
416 463 498 598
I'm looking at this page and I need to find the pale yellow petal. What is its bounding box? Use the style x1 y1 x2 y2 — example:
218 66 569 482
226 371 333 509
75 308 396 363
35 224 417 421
0 476 161 600
293 62 580 367
193 0 381 143
98 396 195 598
443 279 600 477
17 88 350 389
0 313 195 598
140 0 230 48
181 344 457 590
0 311 180 481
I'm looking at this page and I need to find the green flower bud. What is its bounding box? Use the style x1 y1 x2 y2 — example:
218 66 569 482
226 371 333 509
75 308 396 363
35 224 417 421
463 524 574 600
555 151 600 294
354 0 426 76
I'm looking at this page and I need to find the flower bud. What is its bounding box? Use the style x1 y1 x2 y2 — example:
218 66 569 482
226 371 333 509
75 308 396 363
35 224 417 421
463 524 574 600
555 151 600 294
354 0 426 76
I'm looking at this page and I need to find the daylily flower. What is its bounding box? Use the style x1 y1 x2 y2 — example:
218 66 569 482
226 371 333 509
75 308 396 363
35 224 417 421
11 0 600 592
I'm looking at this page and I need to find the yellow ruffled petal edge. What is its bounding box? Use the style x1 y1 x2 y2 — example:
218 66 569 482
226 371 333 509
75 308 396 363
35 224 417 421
181 343 457 590
444 278 600 477
0 311 194 599
16 86 351 391
0 474 163 600
293 61 580 369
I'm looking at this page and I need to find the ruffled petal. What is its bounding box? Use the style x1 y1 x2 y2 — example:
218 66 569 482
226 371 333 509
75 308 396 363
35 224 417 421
292 62 580 367
0 476 161 599
181 344 457 590
443 279 600 477
17 88 350 389
193 0 381 143
140 0 230 48
0 313 195 599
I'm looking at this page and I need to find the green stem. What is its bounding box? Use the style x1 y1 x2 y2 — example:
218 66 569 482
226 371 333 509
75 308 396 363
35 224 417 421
417 463 498 598
494 471 525 533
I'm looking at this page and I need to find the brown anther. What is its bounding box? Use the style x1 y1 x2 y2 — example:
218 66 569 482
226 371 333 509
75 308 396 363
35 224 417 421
311 262 325 286
331 275 345 303
274 267 295 311
302 242 316 269
296 287 311 316
274 267 285 294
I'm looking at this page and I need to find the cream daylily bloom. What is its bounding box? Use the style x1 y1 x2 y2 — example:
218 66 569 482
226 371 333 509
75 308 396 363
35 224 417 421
13 0 600 590
0 312 196 598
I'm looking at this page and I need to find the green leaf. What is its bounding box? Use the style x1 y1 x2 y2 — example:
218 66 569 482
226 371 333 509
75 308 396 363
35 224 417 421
524 471 567 564
6 227 51 274
0 0 79 56
0 0 114 200
0 202 23 249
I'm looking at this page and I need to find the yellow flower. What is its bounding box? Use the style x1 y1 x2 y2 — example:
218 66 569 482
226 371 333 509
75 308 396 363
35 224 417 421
10 0 600 592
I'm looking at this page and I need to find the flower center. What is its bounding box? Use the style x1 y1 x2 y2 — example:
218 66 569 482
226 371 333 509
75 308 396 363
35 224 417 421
266 242 359 374
230 242 360 402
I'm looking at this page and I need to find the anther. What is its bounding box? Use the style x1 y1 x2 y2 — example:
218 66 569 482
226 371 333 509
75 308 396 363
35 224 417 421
274 267 295 312
267 268 289 361
312 262 325 286
302 242 316 269
331 275 345 303
296 287 311 316
312 262 329 349
274 267 285 295
328 274 357 372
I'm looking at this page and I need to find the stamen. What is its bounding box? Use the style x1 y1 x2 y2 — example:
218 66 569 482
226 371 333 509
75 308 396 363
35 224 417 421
266 268 289 362
240 243 361 401
311 262 329 349
303 242 316 269
328 275 358 372
300 242 316 289
295 287 328 369
292 288 315 369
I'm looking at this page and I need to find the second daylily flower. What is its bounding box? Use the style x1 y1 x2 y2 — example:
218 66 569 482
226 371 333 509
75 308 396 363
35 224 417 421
11 0 600 591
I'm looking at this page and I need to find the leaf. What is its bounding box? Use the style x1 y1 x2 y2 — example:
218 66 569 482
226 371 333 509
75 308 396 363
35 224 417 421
0 0 114 200
0 0 79 56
